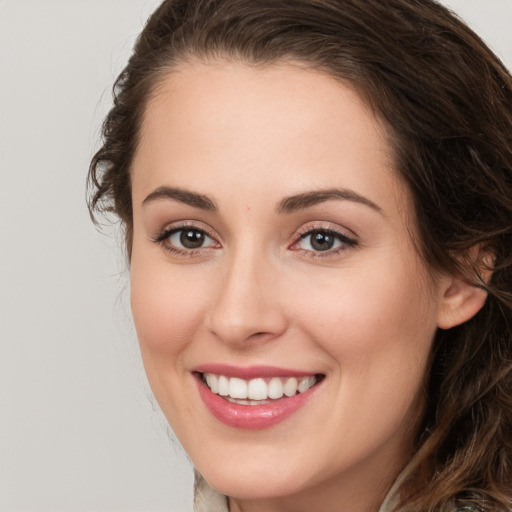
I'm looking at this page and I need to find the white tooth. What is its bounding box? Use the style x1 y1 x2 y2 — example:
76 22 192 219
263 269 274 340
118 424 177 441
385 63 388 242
248 378 268 400
298 376 316 393
229 377 248 399
267 377 284 399
226 398 271 406
283 377 298 397
218 375 229 396
205 374 219 394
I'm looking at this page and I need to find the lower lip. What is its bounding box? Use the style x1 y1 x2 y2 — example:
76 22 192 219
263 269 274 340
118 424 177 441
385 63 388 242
195 375 319 430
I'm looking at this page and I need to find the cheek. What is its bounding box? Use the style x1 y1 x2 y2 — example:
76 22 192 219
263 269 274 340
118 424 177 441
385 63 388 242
301 270 434 343
129 255 217 430
130 256 210 363
292 255 437 406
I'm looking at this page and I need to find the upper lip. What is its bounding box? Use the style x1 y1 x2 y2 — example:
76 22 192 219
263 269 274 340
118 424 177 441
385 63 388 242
193 364 319 379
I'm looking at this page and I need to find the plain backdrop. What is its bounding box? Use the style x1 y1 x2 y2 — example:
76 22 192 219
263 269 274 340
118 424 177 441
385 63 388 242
0 1 511 511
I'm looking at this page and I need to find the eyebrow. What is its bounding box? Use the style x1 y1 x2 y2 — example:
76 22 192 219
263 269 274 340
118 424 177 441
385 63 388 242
142 185 382 215
277 188 383 214
142 186 217 211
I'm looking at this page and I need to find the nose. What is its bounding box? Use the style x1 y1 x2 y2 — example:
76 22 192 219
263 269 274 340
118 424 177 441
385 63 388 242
206 249 288 347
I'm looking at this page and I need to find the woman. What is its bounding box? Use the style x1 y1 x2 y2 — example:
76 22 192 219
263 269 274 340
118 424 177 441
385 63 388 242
88 0 512 510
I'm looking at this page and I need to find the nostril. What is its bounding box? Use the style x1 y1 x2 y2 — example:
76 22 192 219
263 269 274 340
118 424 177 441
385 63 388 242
246 331 276 343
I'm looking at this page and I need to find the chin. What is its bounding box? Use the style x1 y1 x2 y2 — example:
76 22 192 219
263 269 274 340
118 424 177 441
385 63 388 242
201 465 306 501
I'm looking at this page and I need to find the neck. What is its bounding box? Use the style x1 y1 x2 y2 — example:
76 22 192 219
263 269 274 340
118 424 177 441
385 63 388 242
228 457 402 512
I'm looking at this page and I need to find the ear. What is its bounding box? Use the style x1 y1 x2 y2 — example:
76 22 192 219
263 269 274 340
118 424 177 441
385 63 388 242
436 248 493 330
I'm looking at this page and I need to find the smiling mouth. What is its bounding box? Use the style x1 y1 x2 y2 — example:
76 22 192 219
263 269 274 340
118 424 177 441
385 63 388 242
199 373 324 405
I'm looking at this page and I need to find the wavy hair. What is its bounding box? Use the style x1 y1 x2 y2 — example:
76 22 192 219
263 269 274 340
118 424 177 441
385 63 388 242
88 0 512 510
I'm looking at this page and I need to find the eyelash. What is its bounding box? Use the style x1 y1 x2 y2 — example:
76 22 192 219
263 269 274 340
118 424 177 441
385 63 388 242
152 222 358 259
290 225 358 259
152 222 219 257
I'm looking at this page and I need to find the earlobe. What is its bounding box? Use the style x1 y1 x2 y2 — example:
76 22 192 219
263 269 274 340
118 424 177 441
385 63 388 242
437 245 494 330
437 247 494 329
436 276 488 329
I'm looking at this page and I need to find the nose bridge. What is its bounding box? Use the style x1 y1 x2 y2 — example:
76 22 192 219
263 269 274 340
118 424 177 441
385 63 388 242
207 240 286 346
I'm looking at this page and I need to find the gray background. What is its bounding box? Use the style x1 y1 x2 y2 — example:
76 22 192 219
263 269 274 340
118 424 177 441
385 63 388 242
1 1 511 511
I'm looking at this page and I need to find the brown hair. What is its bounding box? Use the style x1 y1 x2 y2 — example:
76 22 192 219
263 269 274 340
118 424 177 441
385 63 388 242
88 1 512 510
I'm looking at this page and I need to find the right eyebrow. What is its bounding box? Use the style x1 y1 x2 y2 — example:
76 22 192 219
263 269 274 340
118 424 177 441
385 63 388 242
276 188 383 215
142 186 217 211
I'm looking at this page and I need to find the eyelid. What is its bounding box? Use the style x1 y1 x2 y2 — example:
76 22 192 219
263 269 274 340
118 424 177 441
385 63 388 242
294 221 359 243
289 221 358 256
153 219 216 240
152 220 221 255
295 221 357 239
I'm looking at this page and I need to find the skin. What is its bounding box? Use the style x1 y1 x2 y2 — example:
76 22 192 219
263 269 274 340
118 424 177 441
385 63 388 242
129 60 485 512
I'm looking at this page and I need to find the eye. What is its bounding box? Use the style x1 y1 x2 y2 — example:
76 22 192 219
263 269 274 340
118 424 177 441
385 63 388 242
291 227 357 256
299 230 342 252
168 228 215 250
153 224 219 255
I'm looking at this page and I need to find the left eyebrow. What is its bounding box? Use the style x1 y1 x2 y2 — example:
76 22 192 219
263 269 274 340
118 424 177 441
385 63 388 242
276 188 383 214
142 186 217 211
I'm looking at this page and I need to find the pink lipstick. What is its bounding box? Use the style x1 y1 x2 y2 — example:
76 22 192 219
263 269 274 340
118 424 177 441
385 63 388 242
193 365 323 429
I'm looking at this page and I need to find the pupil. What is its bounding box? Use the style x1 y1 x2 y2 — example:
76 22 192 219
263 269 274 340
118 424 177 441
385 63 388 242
311 231 334 251
180 229 205 249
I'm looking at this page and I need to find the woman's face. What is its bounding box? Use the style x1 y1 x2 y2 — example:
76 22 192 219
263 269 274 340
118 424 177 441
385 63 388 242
130 60 447 510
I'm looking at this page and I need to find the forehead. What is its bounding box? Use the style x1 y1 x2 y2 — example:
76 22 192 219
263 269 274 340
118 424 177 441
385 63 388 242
132 59 408 220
